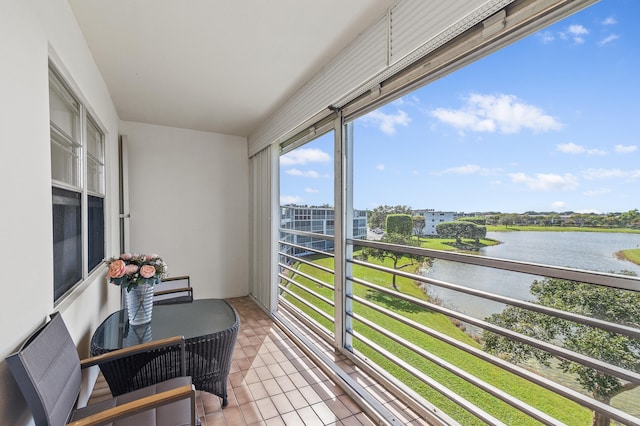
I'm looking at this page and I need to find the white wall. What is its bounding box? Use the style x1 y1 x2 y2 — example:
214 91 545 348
120 121 249 299
0 1 249 423
0 1 121 424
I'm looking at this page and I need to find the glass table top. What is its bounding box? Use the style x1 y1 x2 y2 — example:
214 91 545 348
92 299 238 350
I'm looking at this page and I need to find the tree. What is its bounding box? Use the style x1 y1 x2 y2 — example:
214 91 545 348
368 205 413 230
386 214 413 236
470 224 487 244
483 275 640 426
436 221 477 245
498 213 521 226
412 215 425 241
457 216 487 225
362 233 429 291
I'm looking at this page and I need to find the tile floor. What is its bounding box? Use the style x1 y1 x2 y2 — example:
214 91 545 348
90 296 430 425
208 297 377 426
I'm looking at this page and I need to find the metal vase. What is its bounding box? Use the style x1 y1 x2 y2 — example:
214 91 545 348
126 283 154 325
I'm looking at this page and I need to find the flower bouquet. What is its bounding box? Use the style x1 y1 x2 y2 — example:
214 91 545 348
105 253 167 292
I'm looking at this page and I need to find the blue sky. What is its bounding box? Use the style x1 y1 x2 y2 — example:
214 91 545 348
280 0 639 214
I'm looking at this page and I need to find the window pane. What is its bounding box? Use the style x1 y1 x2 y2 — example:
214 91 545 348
86 119 105 194
53 187 82 301
86 158 104 194
88 195 105 272
49 71 80 141
86 120 103 160
51 130 81 187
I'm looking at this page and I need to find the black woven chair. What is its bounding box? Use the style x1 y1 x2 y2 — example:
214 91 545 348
153 275 194 305
6 313 198 426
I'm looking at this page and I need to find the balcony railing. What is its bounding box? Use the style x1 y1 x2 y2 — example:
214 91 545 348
277 229 640 425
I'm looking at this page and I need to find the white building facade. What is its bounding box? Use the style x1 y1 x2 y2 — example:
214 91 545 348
414 209 459 236
280 205 367 254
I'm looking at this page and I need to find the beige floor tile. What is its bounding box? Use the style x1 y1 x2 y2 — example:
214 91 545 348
89 297 427 425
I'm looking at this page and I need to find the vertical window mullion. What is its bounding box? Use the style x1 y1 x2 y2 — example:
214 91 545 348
333 112 347 350
80 104 88 279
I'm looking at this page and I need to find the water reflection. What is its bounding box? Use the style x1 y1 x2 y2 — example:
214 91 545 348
422 231 640 320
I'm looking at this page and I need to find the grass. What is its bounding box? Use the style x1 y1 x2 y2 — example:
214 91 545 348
616 248 640 265
280 252 593 425
487 225 640 234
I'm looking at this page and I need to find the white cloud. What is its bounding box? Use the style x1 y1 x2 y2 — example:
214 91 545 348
551 201 566 210
557 142 584 154
556 143 605 155
602 17 617 26
304 187 319 193
280 195 303 204
509 172 579 190
583 188 611 196
363 109 411 135
537 31 555 44
582 168 640 180
582 168 626 180
599 34 620 46
567 24 589 44
376 164 385 171
285 168 328 178
615 144 637 153
280 148 331 166
435 164 501 176
430 93 563 134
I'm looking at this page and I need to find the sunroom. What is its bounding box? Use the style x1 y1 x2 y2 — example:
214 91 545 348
2 0 639 425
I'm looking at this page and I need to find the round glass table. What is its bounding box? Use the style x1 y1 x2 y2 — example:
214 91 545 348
91 299 239 406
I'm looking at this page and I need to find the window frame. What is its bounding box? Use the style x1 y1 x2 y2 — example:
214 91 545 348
49 63 106 304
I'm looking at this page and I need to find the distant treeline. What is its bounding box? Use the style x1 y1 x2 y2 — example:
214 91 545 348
367 205 640 230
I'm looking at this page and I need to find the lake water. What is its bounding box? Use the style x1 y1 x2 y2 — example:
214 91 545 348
422 231 640 320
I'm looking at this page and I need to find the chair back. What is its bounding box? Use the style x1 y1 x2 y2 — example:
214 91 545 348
153 275 193 305
6 313 81 426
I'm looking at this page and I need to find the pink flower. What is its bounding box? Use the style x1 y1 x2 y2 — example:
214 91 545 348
125 264 139 275
107 260 126 279
140 265 156 279
120 253 133 260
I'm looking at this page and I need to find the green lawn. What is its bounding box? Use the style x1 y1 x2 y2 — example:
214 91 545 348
280 253 592 425
618 248 640 265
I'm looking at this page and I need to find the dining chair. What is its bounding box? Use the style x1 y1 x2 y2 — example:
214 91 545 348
153 275 194 305
6 312 199 426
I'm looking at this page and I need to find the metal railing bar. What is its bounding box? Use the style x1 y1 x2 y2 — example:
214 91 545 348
278 263 335 292
279 240 335 257
349 239 640 292
350 258 640 340
278 273 335 307
280 228 335 241
279 252 336 275
350 294 640 426
349 276 640 385
278 284 335 324
272 309 399 426
277 298 335 342
351 313 562 425
352 331 507 426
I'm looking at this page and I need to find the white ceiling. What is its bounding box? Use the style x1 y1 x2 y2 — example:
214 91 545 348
68 0 396 138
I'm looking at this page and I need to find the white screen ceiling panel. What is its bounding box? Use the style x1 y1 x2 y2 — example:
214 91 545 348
249 0 514 156
249 16 388 157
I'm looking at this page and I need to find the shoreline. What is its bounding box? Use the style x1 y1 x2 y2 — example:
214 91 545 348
615 248 640 266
